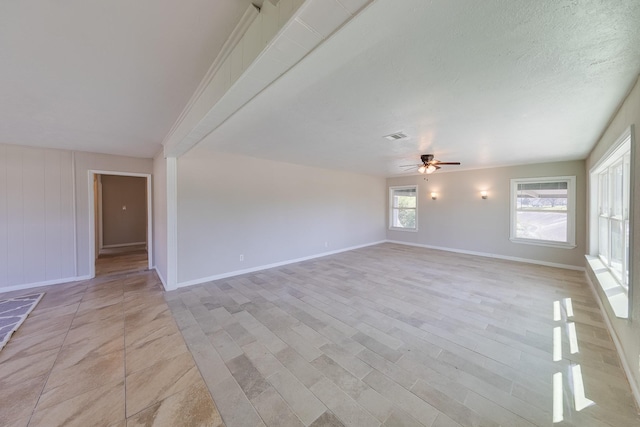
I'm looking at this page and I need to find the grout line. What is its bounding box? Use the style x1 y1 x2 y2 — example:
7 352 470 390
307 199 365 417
26 282 89 425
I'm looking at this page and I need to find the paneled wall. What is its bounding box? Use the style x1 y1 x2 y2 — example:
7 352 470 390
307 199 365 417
0 144 75 288
0 144 154 291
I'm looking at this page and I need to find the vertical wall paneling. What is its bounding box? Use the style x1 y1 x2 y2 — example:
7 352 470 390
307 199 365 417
0 144 76 290
0 145 8 287
22 148 47 284
45 150 62 280
6 145 24 285
59 151 75 279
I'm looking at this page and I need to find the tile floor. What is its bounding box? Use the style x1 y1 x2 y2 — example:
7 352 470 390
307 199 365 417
1 243 639 426
0 253 223 427
167 243 640 427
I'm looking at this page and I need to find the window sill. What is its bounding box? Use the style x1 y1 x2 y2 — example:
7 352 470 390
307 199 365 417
509 238 576 250
389 227 418 233
585 255 628 319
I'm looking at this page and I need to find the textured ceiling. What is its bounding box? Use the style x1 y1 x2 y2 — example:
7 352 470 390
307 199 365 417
0 0 254 158
198 0 640 176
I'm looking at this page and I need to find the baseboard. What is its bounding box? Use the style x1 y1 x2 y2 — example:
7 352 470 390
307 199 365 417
385 240 585 271
153 266 169 291
101 242 147 249
0 275 93 294
584 270 640 411
176 240 387 289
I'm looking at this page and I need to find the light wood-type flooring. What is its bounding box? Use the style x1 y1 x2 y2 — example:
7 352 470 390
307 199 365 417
168 243 640 427
0 251 223 427
1 243 639 426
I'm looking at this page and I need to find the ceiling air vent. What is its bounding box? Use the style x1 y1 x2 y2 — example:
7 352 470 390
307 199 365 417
383 132 408 141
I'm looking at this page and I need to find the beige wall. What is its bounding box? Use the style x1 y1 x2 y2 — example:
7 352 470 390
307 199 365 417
152 151 168 286
585 76 640 396
100 175 147 247
0 144 153 290
176 148 386 285
387 160 587 268
0 144 76 289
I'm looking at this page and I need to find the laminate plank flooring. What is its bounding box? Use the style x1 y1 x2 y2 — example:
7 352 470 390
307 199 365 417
0 258 223 426
168 243 640 427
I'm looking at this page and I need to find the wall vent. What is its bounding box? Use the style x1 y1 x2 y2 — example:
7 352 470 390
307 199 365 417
383 132 408 141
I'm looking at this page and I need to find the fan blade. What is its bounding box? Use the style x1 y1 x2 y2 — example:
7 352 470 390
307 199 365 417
399 164 421 167
433 162 460 165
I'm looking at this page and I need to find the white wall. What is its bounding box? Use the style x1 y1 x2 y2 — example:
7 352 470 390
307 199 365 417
0 144 76 289
176 149 386 285
0 144 153 291
386 160 587 268
585 76 640 398
153 151 168 287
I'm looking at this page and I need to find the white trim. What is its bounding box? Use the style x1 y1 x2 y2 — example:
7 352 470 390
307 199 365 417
71 151 78 276
162 5 259 152
0 275 93 293
88 170 153 278
97 174 103 253
389 185 418 231
101 242 147 249
584 269 640 410
588 126 634 298
509 175 577 248
166 157 178 290
176 241 386 289
153 266 168 291
386 240 585 271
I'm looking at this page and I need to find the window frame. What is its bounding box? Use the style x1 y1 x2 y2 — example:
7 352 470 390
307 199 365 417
389 185 418 232
591 130 632 290
509 176 577 249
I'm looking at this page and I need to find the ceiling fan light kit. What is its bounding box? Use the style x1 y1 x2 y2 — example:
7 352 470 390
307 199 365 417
400 154 461 174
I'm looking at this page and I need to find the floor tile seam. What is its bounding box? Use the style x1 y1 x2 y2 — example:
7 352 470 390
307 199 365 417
250 379 307 427
168 315 231 426
461 389 542 427
25 282 91 426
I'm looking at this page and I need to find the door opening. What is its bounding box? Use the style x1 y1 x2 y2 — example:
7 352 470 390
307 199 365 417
88 171 153 278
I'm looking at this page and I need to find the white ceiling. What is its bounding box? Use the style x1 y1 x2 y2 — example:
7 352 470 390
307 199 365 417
2 0 639 175
198 0 640 176
0 0 255 158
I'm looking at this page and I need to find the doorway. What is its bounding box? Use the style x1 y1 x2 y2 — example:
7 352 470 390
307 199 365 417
88 171 153 278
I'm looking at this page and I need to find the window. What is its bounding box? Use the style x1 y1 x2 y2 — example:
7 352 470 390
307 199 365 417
389 186 417 231
510 176 576 248
593 134 631 288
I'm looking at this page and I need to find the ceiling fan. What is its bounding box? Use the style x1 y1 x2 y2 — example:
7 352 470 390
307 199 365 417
400 154 461 174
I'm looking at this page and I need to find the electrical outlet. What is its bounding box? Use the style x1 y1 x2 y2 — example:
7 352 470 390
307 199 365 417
324 241 328 248
239 254 244 262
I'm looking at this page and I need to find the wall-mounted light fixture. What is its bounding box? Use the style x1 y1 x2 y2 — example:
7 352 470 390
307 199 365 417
431 192 437 200
481 191 488 199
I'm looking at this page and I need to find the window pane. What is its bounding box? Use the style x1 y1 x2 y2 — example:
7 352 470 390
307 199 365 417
610 219 624 280
612 162 623 217
624 220 630 287
599 172 608 216
598 217 609 263
515 211 567 242
392 209 415 229
392 189 416 208
517 182 568 212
